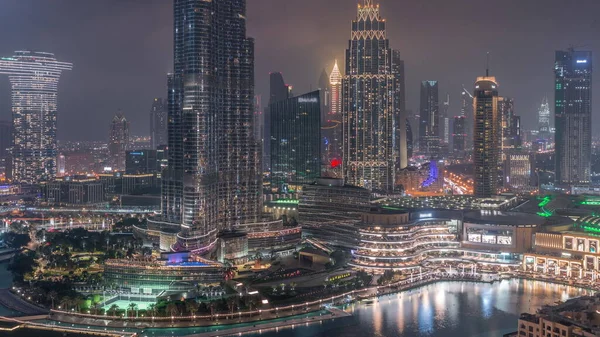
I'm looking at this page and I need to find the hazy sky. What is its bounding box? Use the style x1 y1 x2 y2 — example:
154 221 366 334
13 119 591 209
0 0 599 141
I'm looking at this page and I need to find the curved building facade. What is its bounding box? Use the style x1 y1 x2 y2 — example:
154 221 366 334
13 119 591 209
0 51 72 183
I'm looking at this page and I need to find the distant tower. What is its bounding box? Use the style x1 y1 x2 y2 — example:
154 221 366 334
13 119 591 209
461 87 474 149
538 97 550 139
324 61 343 171
419 81 440 157
0 51 72 183
265 72 291 171
555 49 592 186
342 0 404 191
473 74 500 197
441 94 450 145
150 97 167 149
109 112 130 171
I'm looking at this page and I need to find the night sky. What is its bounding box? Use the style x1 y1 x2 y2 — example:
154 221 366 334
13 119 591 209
0 0 598 141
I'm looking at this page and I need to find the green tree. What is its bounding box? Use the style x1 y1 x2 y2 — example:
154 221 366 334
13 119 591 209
127 303 137 318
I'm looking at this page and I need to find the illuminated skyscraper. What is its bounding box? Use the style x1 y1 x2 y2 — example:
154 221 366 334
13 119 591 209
452 115 466 154
160 0 260 253
555 49 592 186
343 0 405 191
322 61 343 171
473 74 500 197
108 112 130 171
419 80 440 157
461 87 474 149
150 97 167 149
265 72 291 171
538 97 550 139
270 91 321 190
0 51 72 183
441 94 450 145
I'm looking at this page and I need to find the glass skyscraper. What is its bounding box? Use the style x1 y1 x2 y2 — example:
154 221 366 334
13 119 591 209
160 0 261 253
343 0 405 192
473 75 500 197
419 80 440 157
150 97 167 149
0 51 72 183
555 49 592 186
270 90 321 191
108 112 130 171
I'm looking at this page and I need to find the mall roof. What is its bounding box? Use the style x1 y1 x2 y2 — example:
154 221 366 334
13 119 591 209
464 211 547 226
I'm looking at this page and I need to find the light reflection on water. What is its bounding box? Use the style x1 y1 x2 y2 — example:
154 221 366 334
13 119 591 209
244 279 592 337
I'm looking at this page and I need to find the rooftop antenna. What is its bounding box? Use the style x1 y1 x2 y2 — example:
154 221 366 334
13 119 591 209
486 52 490 77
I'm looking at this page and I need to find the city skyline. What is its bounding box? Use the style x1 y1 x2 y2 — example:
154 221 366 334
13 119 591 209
0 0 598 140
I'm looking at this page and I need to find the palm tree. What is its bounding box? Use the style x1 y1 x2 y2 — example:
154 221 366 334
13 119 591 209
108 304 119 316
148 303 157 319
48 291 58 309
59 296 71 311
290 282 297 292
280 283 285 291
166 303 178 320
91 302 101 315
127 302 137 318
185 301 198 318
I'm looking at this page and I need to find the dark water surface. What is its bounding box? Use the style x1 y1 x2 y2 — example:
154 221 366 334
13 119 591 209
241 279 590 337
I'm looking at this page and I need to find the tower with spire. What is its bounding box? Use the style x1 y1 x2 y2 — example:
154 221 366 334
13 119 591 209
343 0 406 191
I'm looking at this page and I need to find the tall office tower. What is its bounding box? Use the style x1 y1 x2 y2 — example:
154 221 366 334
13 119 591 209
323 61 343 168
318 68 330 126
161 0 260 253
108 112 130 171
504 153 532 192
555 49 592 186
270 91 321 191
538 97 551 139
0 120 10 161
253 95 264 157
0 120 11 178
0 51 72 183
452 115 466 154
406 118 413 159
461 87 474 149
498 97 515 158
441 94 450 144
473 73 500 197
343 0 405 191
393 51 408 169
419 80 440 157
150 97 167 149
265 72 291 171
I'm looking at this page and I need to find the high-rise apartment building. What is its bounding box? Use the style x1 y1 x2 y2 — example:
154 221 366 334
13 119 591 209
473 74 500 197
498 97 521 161
0 120 11 161
270 91 321 191
419 81 440 157
555 49 592 186
0 51 72 183
538 97 550 140
160 0 261 253
150 97 167 149
504 152 532 192
108 112 130 171
452 115 466 154
343 0 405 191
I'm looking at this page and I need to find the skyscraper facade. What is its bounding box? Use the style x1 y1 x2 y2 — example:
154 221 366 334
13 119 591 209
452 115 466 154
108 112 130 171
555 49 592 186
322 61 343 171
161 0 261 253
270 91 321 191
441 94 450 145
0 120 11 178
343 0 405 191
538 97 550 139
0 51 72 183
473 75 500 197
419 80 440 157
265 72 291 171
150 97 167 149
461 87 474 150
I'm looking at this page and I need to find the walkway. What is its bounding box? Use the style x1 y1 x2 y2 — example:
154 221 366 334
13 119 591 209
187 309 351 337
0 289 48 315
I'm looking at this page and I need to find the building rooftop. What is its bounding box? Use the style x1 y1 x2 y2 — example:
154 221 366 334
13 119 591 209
464 211 546 226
